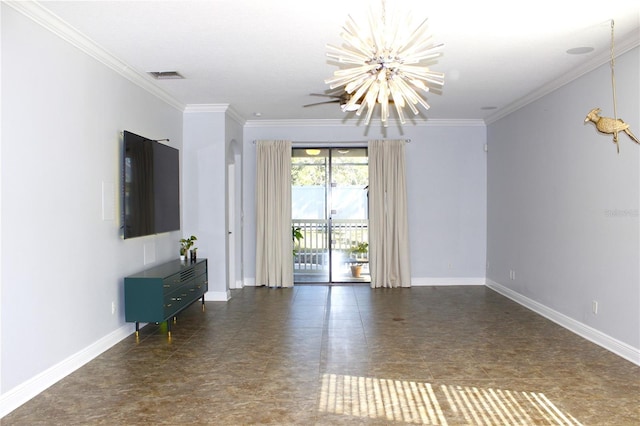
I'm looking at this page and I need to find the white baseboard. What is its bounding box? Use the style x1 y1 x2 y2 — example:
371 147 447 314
0 323 135 418
412 277 486 286
204 290 231 301
236 277 486 288
0 289 230 418
486 279 640 366
240 277 486 287
4 279 636 420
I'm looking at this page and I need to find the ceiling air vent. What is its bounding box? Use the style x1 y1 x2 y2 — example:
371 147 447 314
148 71 184 80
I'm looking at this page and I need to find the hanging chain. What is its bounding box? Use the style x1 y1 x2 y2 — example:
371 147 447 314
610 20 618 123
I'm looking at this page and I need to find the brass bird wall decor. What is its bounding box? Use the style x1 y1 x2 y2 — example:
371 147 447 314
584 107 639 153
584 21 639 154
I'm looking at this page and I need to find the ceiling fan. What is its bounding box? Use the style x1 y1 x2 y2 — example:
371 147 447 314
303 92 360 111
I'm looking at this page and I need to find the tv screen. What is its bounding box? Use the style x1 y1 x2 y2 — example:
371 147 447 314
122 130 180 239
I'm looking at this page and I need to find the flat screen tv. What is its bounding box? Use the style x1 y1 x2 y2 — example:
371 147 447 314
122 130 180 239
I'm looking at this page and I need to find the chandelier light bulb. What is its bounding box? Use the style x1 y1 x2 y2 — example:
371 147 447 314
325 1 444 126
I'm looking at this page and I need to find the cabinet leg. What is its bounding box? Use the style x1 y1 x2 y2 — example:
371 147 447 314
135 322 139 336
202 296 206 311
167 319 172 338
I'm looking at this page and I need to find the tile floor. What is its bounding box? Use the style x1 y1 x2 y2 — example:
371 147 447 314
3 285 639 425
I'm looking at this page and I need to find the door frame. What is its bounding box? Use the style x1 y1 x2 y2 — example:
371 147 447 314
292 146 369 284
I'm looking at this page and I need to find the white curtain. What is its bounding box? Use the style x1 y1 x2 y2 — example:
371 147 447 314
255 140 293 287
368 139 411 288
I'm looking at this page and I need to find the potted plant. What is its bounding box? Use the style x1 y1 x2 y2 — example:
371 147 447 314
180 235 197 261
348 241 368 277
292 226 303 257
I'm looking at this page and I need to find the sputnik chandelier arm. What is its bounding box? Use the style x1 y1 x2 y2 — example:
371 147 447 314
325 0 445 126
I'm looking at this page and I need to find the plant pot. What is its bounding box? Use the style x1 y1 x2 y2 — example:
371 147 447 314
350 265 362 278
180 254 186 261
190 251 197 262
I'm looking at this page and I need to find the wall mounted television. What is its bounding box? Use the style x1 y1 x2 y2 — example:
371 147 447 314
122 130 180 239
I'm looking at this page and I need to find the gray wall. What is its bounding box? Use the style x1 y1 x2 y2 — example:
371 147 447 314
243 122 488 285
3 0 636 418
1 5 183 395
182 109 228 300
487 47 639 350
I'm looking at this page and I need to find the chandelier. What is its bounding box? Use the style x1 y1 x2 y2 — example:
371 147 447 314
325 0 445 126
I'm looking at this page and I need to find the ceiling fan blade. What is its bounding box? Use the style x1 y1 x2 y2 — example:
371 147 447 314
308 93 343 99
303 100 341 107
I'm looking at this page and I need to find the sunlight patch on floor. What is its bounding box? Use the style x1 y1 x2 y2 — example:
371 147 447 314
319 373 446 424
441 384 583 426
319 373 583 425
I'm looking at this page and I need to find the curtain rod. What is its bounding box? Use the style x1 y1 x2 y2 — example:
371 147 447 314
252 139 411 144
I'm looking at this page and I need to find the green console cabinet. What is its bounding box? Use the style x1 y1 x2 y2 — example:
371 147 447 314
125 258 208 336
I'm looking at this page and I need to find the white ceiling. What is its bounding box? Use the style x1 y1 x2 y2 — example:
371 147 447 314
32 0 640 123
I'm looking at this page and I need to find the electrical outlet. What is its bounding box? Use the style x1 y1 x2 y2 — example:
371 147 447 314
111 301 116 315
592 300 598 314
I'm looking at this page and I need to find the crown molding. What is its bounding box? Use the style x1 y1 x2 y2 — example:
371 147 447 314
244 118 485 128
14 0 634 128
183 104 231 113
5 1 185 112
485 32 639 125
225 106 247 126
183 104 246 126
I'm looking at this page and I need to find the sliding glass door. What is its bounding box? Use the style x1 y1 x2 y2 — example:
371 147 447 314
292 148 368 283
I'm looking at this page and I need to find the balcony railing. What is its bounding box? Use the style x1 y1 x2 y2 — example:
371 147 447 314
293 219 368 273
